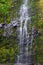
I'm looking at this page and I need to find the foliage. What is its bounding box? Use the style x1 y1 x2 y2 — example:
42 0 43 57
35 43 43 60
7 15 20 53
0 0 12 13
0 0 22 63
0 35 18 63
31 0 43 64
0 0 43 64
0 0 23 23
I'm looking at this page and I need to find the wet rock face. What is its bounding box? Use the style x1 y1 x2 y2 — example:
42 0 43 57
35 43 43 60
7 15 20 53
0 24 2 28
0 20 18 37
14 63 34 65
17 0 35 64
32 28 39 38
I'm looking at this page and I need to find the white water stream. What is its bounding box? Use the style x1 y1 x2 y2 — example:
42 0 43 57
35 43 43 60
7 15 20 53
17 0 31 65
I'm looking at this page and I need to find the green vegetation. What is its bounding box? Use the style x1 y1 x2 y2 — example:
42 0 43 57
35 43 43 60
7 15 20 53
0 0 22 63
0 0 12 13
0 0 23 23
0 30 18 63
0 0 43 64
30 0 43 64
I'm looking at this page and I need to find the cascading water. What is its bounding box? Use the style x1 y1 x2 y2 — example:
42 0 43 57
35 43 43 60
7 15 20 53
17 0 33 65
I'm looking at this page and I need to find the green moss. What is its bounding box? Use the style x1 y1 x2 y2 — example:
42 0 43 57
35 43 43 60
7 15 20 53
0 29 3 34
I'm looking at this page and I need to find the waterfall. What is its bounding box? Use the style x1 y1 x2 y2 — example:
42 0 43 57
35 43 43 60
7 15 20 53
17 0 33 65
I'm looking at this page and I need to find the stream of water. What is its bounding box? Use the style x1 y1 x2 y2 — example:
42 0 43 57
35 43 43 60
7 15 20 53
17 0 32 65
